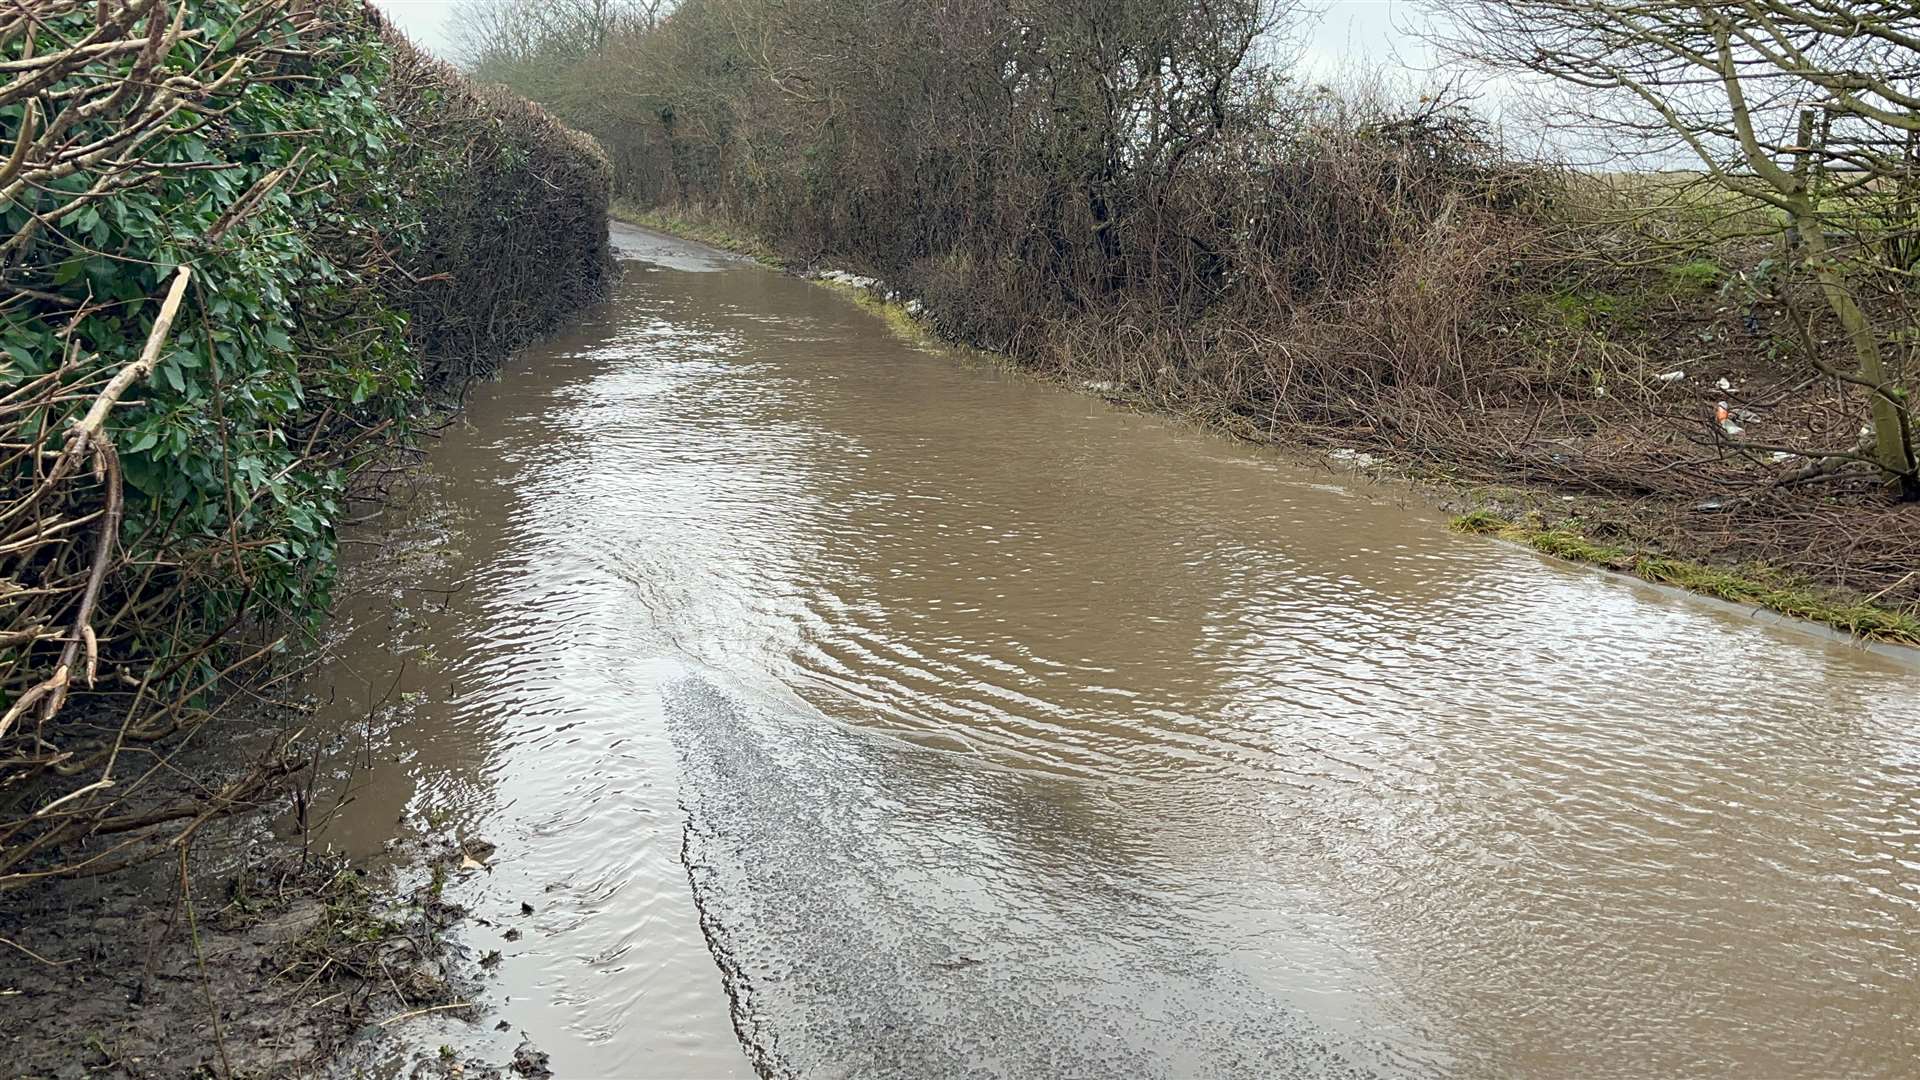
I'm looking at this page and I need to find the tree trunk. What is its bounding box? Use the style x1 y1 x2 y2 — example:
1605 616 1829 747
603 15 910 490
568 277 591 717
1794 209 1918 497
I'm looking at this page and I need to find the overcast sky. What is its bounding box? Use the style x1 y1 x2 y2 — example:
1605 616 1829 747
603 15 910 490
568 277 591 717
1298 1 1432 78
379 0 459 54
376 0 1428 74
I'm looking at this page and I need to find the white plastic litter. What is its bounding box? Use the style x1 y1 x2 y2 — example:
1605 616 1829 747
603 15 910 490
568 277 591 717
1715 400 1744 437
816 269 879 290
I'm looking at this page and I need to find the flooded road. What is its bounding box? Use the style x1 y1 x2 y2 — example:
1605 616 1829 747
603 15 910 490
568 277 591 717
313 224 1920 1078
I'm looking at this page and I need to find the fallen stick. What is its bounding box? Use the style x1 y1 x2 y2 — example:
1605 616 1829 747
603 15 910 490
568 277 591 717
377 1001 474 1026
35 265 193 727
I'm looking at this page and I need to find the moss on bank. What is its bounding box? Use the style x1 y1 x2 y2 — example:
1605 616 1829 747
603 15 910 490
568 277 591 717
812 280 951 352
1451 511 1920 645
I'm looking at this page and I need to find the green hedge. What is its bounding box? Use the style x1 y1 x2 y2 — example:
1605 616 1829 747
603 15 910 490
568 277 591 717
0 0 609 881
378 19 614 382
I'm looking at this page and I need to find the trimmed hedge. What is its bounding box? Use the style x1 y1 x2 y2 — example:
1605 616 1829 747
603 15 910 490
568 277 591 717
0 0 610 884
376 13 613 382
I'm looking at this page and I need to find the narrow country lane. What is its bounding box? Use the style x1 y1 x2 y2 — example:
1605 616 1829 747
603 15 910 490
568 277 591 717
310 225 1920 1079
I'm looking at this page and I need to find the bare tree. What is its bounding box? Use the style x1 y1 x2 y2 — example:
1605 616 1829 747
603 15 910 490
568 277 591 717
450 0 670 97
1434 0 1919 496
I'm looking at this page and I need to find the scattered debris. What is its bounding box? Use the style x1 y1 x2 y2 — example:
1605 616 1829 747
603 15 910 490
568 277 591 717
404 1034 554 1080
511 1040 554 1078
429 836 497 877
1715 401 1744 437
814 269 880 291
1656 369 1685 383
1327 447 1381 469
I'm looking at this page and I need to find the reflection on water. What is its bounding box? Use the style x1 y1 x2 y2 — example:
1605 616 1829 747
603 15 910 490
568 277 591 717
311 223 1920 1077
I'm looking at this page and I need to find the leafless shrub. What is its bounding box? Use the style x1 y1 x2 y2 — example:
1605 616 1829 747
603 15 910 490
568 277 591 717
1433 0 1920 495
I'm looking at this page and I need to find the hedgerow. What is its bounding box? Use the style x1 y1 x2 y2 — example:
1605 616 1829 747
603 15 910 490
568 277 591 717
0 0 609 884
378 24 614 382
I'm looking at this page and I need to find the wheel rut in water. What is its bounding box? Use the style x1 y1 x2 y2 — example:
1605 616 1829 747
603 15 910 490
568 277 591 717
664 675 1398 1079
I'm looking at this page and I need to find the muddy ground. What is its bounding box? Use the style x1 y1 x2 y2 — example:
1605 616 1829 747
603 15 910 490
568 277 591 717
0 454 546 1079
0 827 552 1079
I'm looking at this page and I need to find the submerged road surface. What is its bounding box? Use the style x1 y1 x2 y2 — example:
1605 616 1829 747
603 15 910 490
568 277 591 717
312 224 1920 1078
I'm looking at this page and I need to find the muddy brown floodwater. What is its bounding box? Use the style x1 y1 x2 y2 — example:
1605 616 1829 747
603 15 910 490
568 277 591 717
306 223 1920 1078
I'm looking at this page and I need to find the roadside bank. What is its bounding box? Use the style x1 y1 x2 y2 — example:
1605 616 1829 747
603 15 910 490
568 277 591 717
1 839 530 1079
614 205 1920 647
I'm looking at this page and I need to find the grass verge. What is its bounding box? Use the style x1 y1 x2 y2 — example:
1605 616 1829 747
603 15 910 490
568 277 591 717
1451 510 1920 645
811 279 952 351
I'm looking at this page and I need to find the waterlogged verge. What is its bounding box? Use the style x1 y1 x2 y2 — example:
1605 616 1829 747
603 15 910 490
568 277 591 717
614 209 1919 648
1451 510 1920 646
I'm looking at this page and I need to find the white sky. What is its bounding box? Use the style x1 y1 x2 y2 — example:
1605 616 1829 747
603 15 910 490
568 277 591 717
379 0 459 54
1298 1 1431 79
